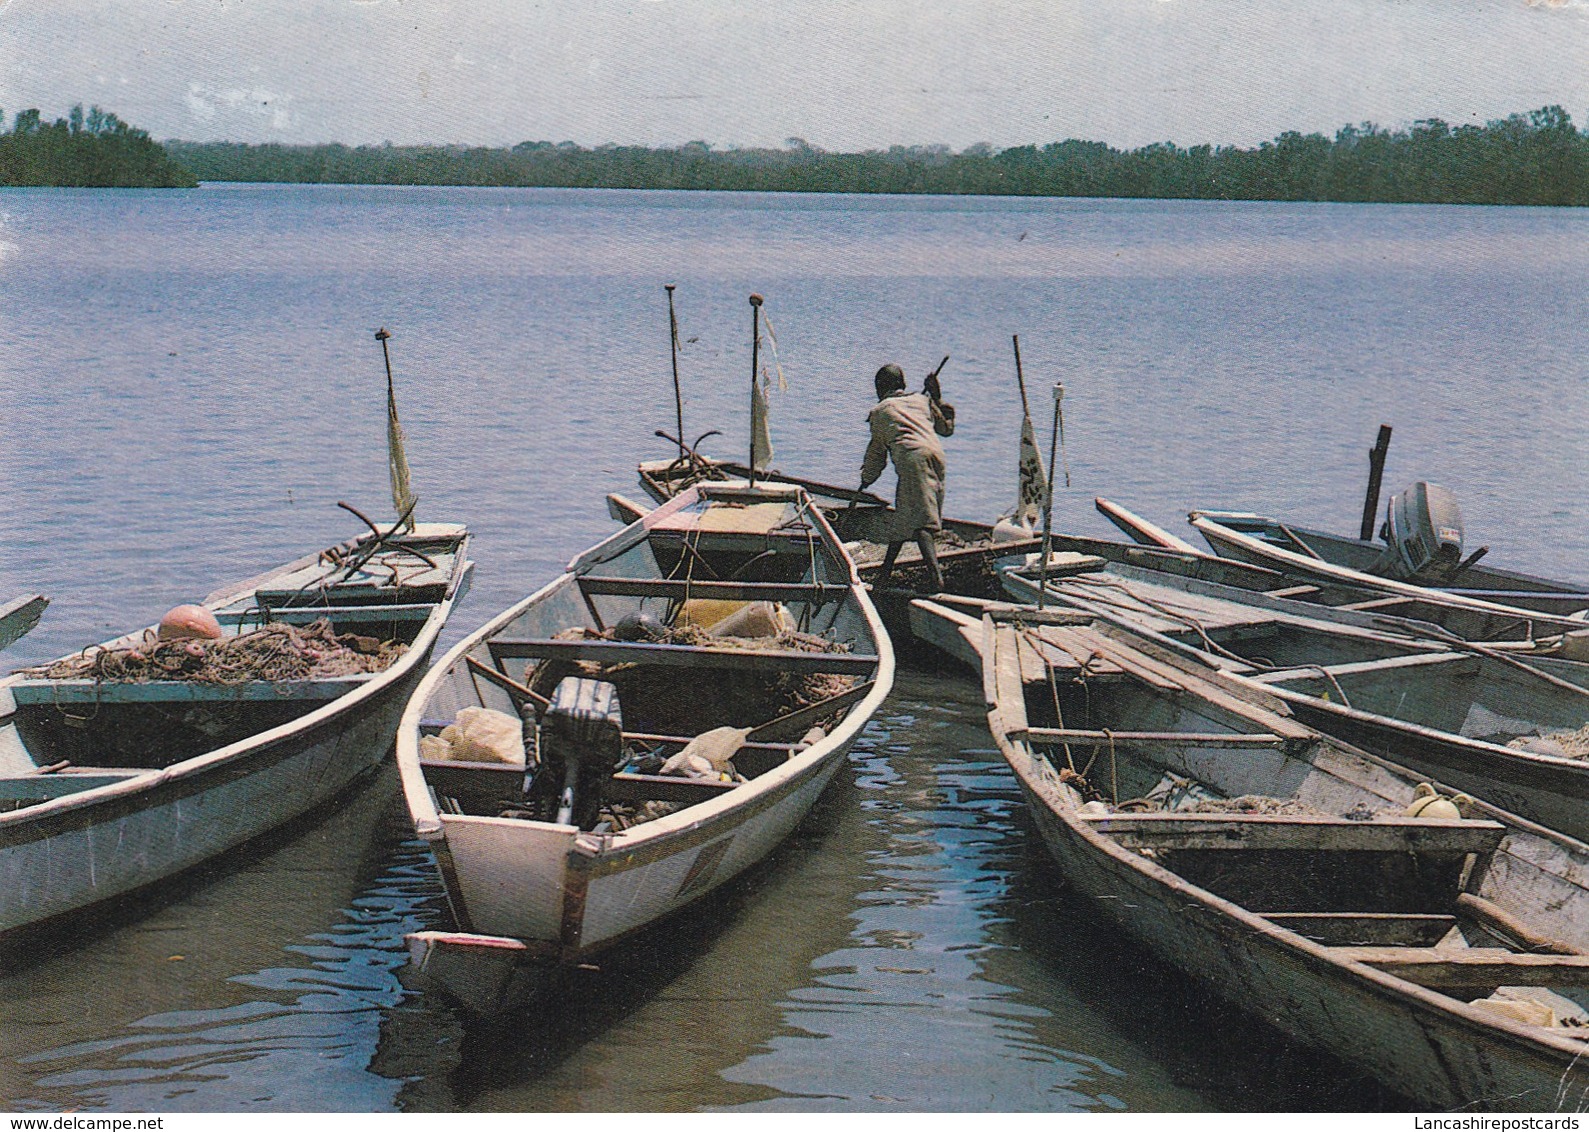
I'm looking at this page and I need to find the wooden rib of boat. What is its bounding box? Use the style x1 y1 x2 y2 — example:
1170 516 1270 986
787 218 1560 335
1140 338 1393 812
910 597 1589 1110
397 482 893 1014
0 522 473 939
998 563 1589 842
1193 510 1589 618
0 594 47 653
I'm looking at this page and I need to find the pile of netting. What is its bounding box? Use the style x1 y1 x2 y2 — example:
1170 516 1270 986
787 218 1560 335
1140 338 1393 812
1184 795 1330 817
27 619 406 685
1509 723 1589 760
847 528 971 567
524 623 858 737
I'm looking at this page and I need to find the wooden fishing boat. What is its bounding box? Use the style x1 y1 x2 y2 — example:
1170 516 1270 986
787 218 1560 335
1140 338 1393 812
1191 510 1589 618
998 563 1589 841
910 597 1589 1110
1186 511 1589 639
0 521 472 939
398 482 892 1014
633 455 1041 652
1096 497 1589 646
0 594 47 653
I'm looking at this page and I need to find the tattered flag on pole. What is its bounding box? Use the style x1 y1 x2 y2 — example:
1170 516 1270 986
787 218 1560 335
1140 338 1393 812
1014 414 1047 527
750 306 785 472
376 329 417 529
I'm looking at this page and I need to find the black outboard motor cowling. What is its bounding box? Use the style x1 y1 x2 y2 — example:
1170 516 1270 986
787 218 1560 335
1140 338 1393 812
525 676 624 830
1374 481 1464 582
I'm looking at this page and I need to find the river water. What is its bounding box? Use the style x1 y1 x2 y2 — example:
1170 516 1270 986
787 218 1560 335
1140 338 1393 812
0 185 1585 1112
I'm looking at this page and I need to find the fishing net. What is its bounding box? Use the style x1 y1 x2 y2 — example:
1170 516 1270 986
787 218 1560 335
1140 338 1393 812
1508 723 1589 760
1185 795 1331 817
26 619 406 686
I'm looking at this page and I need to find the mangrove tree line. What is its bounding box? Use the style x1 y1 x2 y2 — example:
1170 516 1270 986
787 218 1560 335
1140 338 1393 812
164 106 1589 205
0 106 197 187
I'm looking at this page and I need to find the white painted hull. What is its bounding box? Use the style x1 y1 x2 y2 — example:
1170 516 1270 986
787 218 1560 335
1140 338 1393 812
397 484 892 1011
440 728 855 951
0 667 419 933
0 526 471 937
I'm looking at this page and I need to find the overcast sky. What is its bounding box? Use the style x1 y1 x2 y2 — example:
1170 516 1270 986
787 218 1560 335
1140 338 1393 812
2 0 1587 151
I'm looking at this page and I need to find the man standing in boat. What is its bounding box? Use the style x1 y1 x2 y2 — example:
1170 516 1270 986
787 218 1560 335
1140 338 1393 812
859 361 955 592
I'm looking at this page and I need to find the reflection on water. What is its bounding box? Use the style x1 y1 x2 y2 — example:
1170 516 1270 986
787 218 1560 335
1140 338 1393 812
0 675 1407 1111
0 771 433 1112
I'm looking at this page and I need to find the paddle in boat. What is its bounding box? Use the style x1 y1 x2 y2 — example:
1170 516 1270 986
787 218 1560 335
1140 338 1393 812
0 515 472 941
909 596 1589 1110
398 481 892 1014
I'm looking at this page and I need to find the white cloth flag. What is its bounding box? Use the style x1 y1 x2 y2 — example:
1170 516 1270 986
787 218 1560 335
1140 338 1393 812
751 374 774 471
1014 414 1047 526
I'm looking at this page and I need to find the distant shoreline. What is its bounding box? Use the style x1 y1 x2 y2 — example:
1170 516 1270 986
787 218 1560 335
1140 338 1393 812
6 103 1589 205
164 107 1589 208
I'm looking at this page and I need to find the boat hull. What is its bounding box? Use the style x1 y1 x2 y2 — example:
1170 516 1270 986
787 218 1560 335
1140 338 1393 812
0 657 427 936
0 524 471 939
1016 775 1588 1110
967 608 1589 1111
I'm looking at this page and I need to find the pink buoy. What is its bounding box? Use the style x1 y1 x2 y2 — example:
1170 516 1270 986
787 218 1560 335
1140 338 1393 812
157 604 223 641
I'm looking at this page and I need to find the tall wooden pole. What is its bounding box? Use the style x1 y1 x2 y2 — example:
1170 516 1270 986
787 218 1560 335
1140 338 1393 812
666 284 685 462
1360 424 1393 541
748 293 764 488
1038 383 1064 609
1013 334 1030 419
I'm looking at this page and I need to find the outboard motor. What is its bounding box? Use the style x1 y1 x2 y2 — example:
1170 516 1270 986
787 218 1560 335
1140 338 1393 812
525 676 625 830
1373 481 1464 582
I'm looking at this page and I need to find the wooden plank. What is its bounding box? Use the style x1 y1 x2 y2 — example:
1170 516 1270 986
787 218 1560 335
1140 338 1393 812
1081 812 1507 855
1336 596 1419 612
0 594 47 652
1264 912 1457 948
10 674 367 705
1334 947 1589 989
747 680 875 743
1025 727 1288 749
1061 625 1319 741
1264 585 1322 599
1456 893 1581 956
625 730 802 753
1094 497 1200 553
419 759 737 809
577 576 848 604
465 655 550 712
606 493 651 524
487 637 878 675
216 603 437 624
602 772 739 804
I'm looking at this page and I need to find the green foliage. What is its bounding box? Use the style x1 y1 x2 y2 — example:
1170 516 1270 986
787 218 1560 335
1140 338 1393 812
162 107 1589 204
0 106 197 188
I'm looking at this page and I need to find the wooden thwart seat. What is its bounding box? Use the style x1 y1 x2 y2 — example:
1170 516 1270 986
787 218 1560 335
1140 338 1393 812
1026 727 1289 749
420 758 741 812
486 636 878 675
576 576 847 604
219 602 438 625
1333 947 1589 989
1081 812 1507 855
1264 912 1457 947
